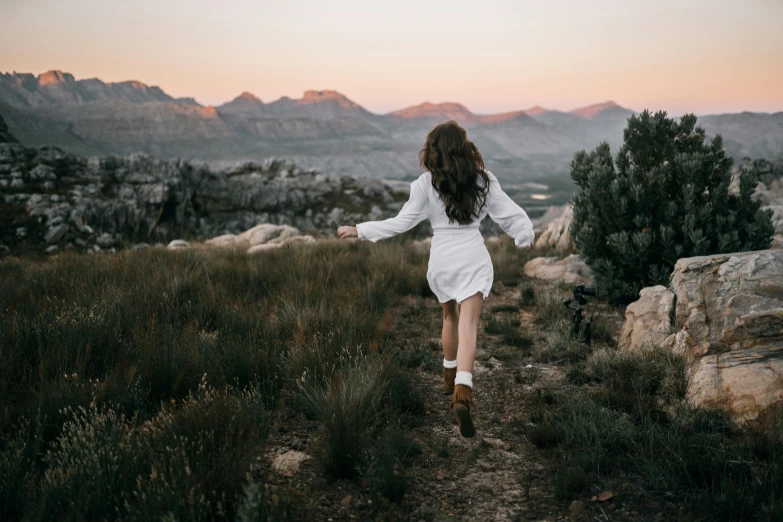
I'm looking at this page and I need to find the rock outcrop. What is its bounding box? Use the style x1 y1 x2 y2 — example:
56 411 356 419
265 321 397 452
533 204 573 252
620 249 783 425
523 254 592 284
0 142 415 255
618 285 675 352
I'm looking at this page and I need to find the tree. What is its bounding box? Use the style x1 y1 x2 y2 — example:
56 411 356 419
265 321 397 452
569 110 774 303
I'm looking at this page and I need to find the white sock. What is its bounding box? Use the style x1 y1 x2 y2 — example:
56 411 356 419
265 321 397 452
443 358 457 369
455 371 473 389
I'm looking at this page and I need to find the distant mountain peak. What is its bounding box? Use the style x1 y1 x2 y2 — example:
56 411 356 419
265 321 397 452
391 101 474 120
571 100 627 119
237 91 261 102
217 91 265 113
39 69 75 86
299 90 361 109
302 89 348 100
524 105 552 116
121 80 149 90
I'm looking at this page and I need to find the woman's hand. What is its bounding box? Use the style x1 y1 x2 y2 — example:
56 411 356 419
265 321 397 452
337 225 359 239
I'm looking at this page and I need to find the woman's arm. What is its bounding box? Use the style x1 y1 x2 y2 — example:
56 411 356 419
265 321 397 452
353 177 428 242
486 171 535 248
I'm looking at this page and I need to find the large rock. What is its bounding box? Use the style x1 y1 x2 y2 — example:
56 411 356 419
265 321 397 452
167 239 189 249
621 249 783 425
523 254 592 284
205 223 315 254
533 204 573 252
206 223 301 249
619 285 675 352
246 234 315 254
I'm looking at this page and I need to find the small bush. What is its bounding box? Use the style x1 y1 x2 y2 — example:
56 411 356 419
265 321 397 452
490 303 520 313
37 403 145 520
502 327 533 349
554 463 589 501
314 354 392 479
532 284 571 326
541 318 592 363
129 380 269 521
519 284 536 308
362 426 420 502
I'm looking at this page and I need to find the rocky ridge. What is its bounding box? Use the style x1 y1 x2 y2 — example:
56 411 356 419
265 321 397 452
0 128 427 255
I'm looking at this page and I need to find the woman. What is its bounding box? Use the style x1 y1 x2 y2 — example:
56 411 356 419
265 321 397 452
337 120 534 438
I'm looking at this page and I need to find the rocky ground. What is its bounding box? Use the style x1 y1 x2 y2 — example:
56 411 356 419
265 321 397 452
248 276 680 522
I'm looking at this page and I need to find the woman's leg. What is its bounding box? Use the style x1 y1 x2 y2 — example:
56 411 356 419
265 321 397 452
439 299 459 362
440 299 459 394
450 292 483 438
456 292 483 374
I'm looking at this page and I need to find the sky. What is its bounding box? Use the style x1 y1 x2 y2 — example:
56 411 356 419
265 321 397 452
1 0 782 116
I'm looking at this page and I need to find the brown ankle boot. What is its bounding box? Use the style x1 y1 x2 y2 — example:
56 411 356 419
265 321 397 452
443 367 456 395
449 384 476 438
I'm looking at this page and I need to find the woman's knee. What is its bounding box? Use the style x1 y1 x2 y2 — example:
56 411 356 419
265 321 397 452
441 300 459 323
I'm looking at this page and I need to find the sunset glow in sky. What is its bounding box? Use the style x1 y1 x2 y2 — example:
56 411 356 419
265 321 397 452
2 0 782 115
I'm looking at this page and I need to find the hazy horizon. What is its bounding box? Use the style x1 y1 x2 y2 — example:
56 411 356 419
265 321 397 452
2 0 782 116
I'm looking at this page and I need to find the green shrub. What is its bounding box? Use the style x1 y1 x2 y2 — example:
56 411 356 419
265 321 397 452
570 110 775 303
361 426 420 502
37 403 145 521
518 284 536 308
314 354 393 479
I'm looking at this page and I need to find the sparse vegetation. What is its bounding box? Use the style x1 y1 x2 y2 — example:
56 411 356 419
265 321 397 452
0 240 431 520
524 281 783 521
2 230 779 521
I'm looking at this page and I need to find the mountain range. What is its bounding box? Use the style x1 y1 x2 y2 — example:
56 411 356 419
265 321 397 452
2 70 782 212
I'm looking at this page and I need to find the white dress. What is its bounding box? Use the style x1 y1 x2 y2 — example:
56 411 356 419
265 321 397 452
356 170 535 305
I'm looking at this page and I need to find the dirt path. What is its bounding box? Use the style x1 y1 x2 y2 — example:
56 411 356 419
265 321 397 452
261 279 636 521
391 282 563 522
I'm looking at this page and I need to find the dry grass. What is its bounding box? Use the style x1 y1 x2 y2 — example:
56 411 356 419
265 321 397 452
0 240 431 520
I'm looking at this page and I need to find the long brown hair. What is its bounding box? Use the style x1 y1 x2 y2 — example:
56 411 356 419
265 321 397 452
419 120 490 225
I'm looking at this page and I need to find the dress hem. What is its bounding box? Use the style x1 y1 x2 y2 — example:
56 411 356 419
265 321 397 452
432 288 490 305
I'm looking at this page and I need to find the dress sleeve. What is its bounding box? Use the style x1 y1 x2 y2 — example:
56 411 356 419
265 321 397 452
486 171 535 248
356 178 428 242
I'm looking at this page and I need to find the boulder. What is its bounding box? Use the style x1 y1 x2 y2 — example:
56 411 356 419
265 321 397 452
167 239 189 249
533 204 573 252
239 224 300 247
44 224 68 245
204 234 240 248
207 224 307 251
620 249 783 425
619 285 676 352
246 234 315 255
523 254 592 284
